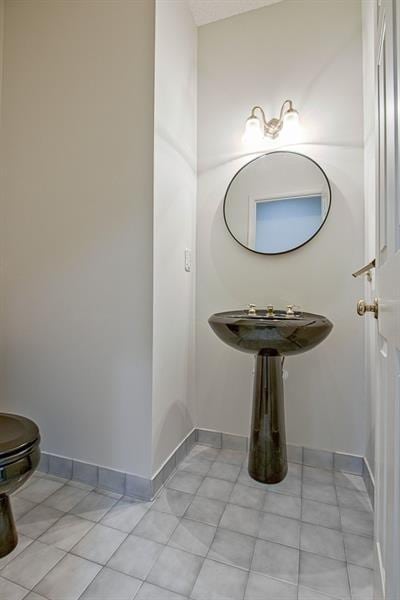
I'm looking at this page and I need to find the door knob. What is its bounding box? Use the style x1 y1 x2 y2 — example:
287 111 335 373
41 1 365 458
357 298 378 318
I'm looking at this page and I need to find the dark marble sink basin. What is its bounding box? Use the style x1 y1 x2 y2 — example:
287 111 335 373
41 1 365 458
209 308 333 485
208 309 333 356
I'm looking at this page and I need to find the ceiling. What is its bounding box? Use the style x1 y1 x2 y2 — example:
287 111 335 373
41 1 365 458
187 0 283 26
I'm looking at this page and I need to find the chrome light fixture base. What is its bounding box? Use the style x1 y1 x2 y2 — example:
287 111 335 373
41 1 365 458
244 99 299 141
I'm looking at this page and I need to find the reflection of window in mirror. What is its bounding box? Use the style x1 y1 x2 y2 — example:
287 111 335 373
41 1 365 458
248 193 326 254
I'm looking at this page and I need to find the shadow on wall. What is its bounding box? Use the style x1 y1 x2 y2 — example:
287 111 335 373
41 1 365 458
199 140 363 177
152 399 194 475
198 15 362 176
299 23 362 142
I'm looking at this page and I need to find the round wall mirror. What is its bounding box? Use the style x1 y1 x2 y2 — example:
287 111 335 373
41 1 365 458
223 151 331 255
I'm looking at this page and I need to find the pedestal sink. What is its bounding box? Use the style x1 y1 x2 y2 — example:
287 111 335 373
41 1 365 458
208 309 333 484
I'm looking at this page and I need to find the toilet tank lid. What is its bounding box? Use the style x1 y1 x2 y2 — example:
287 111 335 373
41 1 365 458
0 413 40 455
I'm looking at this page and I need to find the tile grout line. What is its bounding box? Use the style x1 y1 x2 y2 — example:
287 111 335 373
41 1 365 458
243 495 259 599
333 466 352 600
100 532 166 582
3 446 373 600
117 460 372 545
10 541 66 594
21 461 373 526
16 489 70 546
73 561 104 600
133 486 193 597
68 524 129 567
29 534 155 599
40 434 367 499
8 485 124 592
144 545 203 599
185 456 242 600
0 572 33 594
298 460 304 593
179 452 233 596
32 550 97 599
296 461 305 597
76 506 372 581
165 458 368 588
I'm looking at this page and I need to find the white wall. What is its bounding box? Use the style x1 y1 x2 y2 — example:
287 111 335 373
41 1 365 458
196 0 367 456
361 0 377 476
152 0 197 473
0 0 155 477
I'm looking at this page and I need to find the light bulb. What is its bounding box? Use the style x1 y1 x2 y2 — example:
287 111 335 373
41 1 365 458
283 108 300 129
242 116 263 144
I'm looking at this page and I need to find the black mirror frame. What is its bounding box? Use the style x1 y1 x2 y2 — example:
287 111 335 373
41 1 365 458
223 150 332 256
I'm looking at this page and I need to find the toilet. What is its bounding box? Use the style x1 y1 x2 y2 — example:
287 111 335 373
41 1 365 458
0 413 40 557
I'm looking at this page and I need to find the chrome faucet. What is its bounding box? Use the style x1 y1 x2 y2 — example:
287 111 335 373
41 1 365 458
248 304 257 316
286 305 302 316
266 305 274 317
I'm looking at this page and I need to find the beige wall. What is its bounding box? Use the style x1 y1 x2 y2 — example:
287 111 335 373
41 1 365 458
196 0 367 456
0 0 155 477
152 0 197 473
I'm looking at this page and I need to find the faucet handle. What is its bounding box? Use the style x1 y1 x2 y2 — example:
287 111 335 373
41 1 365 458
266 305 274 316
247 304 257 315
287 304 301 316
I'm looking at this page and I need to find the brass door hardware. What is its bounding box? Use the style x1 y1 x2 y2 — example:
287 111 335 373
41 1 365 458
357 298 378 318
248 304 257 315
352 259 376 282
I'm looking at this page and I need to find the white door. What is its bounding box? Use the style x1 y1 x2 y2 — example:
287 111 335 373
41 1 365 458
374 1 400 598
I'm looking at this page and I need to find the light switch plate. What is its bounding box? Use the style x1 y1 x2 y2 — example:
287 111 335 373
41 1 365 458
185 248 192 272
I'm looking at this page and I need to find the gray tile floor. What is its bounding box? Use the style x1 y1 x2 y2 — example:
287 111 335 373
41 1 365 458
0 445 374 600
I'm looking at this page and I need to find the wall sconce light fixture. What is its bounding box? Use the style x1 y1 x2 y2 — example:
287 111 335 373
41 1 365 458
243 99 299 142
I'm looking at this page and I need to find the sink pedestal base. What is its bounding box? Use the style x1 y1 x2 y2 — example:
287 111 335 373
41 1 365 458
248 354 288 484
